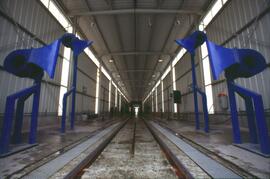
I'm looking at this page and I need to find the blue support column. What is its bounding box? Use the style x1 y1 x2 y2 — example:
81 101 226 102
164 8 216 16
61 87 74 133
252 95 270 154
61 54 78 132
190 53 200 130
197 88 209 132
226 80 242 144
29 80 41 144
0 96 16 154
12 94 32 144
175 31 209 133
228 81 270 154
0 82 41 154
60 36 92 133
243 96 258 144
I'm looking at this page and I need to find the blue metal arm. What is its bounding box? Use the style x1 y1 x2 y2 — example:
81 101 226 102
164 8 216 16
61 87 75 133
60 37 92 133
0 80 41 154
227 80 270 154
176 31 209 133
196 87 209 132
190 52 210 133
12 93 32 144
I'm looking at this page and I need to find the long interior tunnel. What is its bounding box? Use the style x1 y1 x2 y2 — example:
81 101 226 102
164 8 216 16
0 0 270 178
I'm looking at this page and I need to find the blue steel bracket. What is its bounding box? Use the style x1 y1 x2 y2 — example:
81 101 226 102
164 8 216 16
196 87 209 133
0 80 41 154
61 36 92 133
176 31 209 132
12 92 32 144
61 87 75 133
0 33 91 155
227 80 270 154
206 39 270 155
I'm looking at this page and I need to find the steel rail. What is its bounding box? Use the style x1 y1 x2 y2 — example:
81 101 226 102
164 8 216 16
143 118 193 178
65 119 129 179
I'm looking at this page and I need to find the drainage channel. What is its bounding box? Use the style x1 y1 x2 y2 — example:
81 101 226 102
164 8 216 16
80 118 179 179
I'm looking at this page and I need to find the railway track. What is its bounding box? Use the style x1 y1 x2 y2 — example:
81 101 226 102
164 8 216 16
20 117 247 179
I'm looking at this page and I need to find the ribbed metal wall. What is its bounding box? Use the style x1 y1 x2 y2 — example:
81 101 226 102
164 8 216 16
99 73 109 113
144 92 152 113
75 52 97 114
163 71 172 112
206 0 270 111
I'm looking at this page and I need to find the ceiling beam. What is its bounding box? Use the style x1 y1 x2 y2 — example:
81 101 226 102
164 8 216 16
69 9 203 17
99 51 173 58
130 85 150 88
121 79 150 82
112 69 158 73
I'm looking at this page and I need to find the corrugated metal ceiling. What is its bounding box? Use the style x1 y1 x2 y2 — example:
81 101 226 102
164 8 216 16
55 0 213 101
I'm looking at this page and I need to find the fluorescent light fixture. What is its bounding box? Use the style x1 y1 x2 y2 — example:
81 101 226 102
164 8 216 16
161 66 171 80
101 66 111 80
158 59 163 62
172 48 187 67
112 81 117 88
155 80 160 88
161 81 164 112
155 88 158 112
108 80 111 110
115 88 118 107
95 68 100 114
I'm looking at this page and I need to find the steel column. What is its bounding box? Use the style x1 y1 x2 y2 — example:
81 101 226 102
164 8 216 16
0 81 41 154
29 80 41 144
12 93 32 144
61 87 75 133
230 81 270 154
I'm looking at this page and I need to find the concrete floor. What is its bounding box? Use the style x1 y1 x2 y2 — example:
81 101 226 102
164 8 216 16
155 118 270 178
81 118 178 179
0 118 121 178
